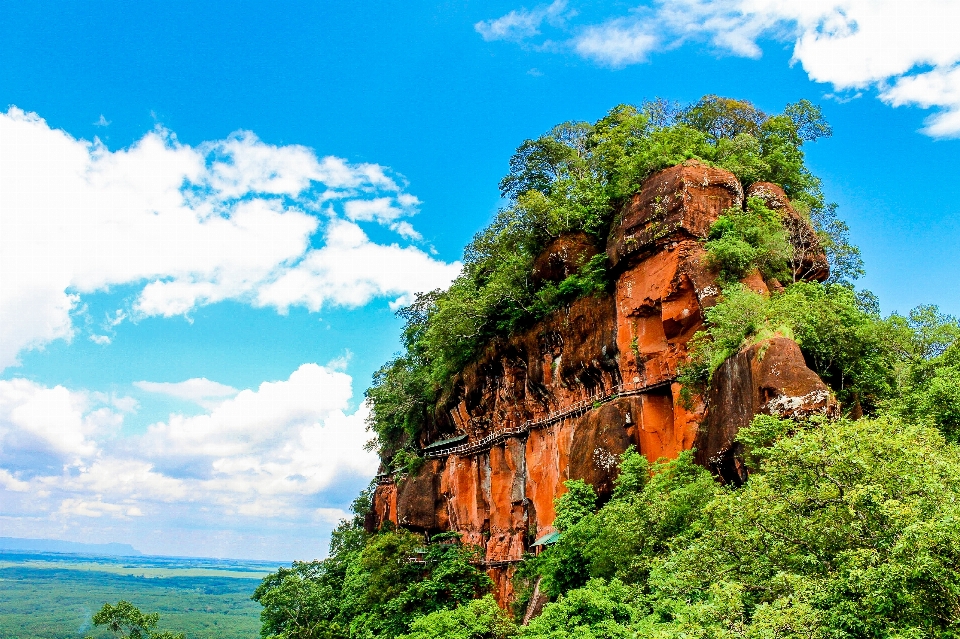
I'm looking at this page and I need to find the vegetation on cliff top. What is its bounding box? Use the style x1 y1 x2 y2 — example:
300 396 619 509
366 96 851 460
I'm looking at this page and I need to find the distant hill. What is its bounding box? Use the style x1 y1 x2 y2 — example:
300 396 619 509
0 536 141 556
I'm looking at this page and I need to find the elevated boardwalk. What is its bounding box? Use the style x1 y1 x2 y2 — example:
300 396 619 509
423 378 674 459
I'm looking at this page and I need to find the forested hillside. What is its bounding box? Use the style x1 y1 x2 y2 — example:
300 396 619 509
250 97 960 639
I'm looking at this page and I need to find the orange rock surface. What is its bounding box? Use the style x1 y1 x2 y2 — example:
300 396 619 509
370 162 835 606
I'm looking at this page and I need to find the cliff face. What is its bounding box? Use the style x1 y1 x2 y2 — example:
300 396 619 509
370 161 835 602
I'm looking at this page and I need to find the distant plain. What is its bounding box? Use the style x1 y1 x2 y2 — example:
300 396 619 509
0 551 279 639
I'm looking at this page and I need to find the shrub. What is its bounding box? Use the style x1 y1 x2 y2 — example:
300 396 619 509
679 281 899 412
519 414 960 638
396 596 516 639
704 196 792 285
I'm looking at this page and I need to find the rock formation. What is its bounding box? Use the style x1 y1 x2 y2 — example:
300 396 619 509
369 160 836 604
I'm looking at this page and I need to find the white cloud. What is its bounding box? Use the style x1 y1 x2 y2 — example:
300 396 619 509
882 64 960 136
0 364 378 533
479 0 960 136
0 468 30 492
142 364 353 458
573 19 658 66
390 221 422 240
254 219 462 312
344 197 406 223
344 196 424 239
0 108 459 370
58 498 143 519
475 0 572 42
0 379 113 462
134 378 239 410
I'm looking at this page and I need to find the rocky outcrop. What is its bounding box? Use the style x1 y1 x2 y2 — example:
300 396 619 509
696 337 838 485
532 232 600 284
370 161 836 607
607 160 743 268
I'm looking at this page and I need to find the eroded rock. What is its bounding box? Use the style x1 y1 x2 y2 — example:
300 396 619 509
607 160 743 269
532 232 600 284
696 337 837 485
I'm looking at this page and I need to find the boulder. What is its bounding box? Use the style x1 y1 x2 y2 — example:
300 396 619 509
696 337 837 485
607 160 743 269
567 400 634 500
396 465 439 530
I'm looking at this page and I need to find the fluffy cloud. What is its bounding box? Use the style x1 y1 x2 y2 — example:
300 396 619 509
0 108 461 370
479 0 960 137
255 219 462 312
0 364 379 547
0 379 122 466
134 378 239 410
573 19 658 66
474 0 573 41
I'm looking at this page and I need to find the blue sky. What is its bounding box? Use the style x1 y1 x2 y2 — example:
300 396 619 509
1 0 958 560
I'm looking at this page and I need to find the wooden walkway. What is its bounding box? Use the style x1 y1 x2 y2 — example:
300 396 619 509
406 556 527 568
422 378 674 459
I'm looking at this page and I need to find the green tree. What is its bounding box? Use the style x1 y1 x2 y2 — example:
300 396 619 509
536 480 599 598
648 414 960 637
519 579 639 639
704 197 793 285
252 561 349 639
582 450 717 588
552 479 597 532
888 305 960 441
255 522 493 639
85 601 184 639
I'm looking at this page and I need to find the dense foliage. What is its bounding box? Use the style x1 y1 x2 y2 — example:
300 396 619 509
888 305 960 441
254 98 960 638
395 597 516 639
703 197 793 286
366 96 847 459
508 410 960 638
252 492 494 639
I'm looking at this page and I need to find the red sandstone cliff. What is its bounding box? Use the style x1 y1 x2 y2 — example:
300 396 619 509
370 161 836 602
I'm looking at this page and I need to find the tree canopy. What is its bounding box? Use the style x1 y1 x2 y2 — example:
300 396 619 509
84 601 184 639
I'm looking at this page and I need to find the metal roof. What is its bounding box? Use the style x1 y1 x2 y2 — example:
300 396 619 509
531 531 561 546
422 434 468 451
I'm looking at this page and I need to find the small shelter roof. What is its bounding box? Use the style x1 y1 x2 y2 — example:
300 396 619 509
422 434 467 451
531 531 561 547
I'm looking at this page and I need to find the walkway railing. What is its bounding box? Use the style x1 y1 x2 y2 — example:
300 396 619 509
423 378 674 460
406 556 527 567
